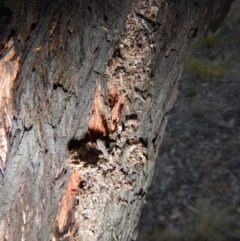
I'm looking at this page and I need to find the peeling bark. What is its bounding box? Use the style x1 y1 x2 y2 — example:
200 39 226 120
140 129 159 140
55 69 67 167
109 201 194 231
88 85 109 139
0 38 20 174
0 0 233 241
53 171 82 240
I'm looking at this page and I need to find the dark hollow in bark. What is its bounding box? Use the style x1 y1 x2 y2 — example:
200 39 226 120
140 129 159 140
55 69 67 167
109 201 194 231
0 0 233 240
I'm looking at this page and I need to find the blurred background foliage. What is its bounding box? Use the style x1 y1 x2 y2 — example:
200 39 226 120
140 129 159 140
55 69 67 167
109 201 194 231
138 1 240 241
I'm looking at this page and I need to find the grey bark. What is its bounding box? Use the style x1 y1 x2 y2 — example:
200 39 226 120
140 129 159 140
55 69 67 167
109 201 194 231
0 0 233 240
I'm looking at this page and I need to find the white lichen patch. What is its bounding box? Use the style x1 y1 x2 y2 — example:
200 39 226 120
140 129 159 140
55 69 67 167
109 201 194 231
135 0 164 22
107 11 153 101
67 138 147 240
106 1 165 142
65 1 164 240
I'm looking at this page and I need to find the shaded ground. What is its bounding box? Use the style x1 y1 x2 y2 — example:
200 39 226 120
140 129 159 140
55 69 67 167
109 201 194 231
138 1 240 241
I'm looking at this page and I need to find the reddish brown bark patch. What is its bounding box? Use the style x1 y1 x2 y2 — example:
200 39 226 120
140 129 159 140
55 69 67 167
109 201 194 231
108 86 125 132
0 38 20 171
108 86 118 108
53 171 82 240
88 86 108 140
109 95 125 132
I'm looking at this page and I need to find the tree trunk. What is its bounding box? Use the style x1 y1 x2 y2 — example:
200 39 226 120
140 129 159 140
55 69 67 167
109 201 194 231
0 0 232 240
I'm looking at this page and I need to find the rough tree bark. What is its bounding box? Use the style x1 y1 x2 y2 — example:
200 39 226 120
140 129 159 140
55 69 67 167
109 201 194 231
0 0 232 240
